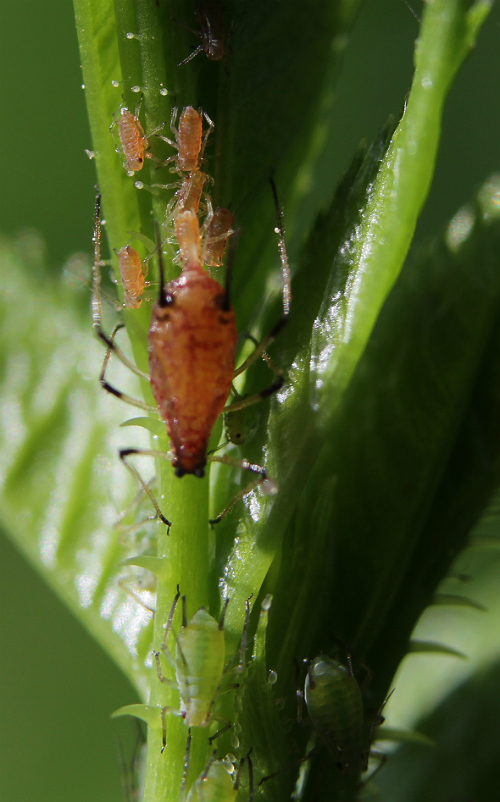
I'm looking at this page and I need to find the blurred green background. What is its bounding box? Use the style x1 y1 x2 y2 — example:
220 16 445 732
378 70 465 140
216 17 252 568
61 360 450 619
1 1 499 800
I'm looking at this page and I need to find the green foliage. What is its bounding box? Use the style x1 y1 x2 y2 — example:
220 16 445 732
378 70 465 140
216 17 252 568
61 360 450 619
2 0 500 800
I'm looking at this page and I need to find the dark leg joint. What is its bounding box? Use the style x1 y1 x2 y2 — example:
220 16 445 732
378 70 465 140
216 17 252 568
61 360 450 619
101 380 124 398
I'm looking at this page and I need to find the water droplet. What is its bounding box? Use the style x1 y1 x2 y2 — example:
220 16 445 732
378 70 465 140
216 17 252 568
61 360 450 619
84 149 95 160
159 85 168 96
131 85 141 93
111 80 120 88
81 84 85 89
268 670 278 685
261 593 273 611
126 31 136 39
135 181 145 189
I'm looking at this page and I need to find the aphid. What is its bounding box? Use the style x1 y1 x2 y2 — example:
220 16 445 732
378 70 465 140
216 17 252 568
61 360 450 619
112 105 151 173
111 101 165 174
302 655 390 776
114 245 148 308
201 207 233 268
178 0 227 66
184 750 251 802
160 106 214 173
114 588 251 749
93 178 290 522
303 655 366 774
175 171 210 216
174 209 204 268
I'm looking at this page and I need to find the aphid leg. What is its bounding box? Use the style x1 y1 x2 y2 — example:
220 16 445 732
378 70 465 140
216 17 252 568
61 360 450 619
157 105 180 150
120 449 172 528
114 476 158 531
98 322 157 413
156 586 182 671
232 177 291 379
363 750 388 784
118 578 156 614
179 728 192 800
223 594 251 674
178 43 204 66
207 721 232 745
207 453 276 525
243 749 254 799
199 109 214 162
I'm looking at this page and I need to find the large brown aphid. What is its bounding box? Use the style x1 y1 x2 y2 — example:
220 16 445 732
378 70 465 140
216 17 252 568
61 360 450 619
149 210 237 476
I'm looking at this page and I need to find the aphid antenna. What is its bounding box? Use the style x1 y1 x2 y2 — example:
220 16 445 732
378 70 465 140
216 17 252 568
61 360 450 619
199 108 215 160
269 175 291 319
91 190 104 331
154 220 170 307
222 225 240 311
231 178 291 380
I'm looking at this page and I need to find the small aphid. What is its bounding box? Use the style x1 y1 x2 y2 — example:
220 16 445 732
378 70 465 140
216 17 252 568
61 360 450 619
114 589 251 749
175 170 209 216
174 209 203 268
185 753 249 802
115 245 147 308
160 106 213 173
114 106 149 173
201 207 233 267
178 0 227 66
303 655 390 777
304 656 365 774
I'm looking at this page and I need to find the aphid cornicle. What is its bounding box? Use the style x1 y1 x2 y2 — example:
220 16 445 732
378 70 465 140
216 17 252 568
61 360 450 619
304 656 370 775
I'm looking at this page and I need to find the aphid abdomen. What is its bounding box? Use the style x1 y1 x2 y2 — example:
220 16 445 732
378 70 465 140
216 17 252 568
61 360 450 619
148 266 237 477
305 656 365 774
177 107 203 171
117 109 147 172
175 209 202 266
187 761 237 802
201 207 233 267
175 171 208 216
175 609 226 727
116 245 146 308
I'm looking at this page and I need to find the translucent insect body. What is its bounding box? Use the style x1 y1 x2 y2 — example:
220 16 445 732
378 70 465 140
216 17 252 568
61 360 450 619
117 107 147 172
160 106 213 173
115 245 147 308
